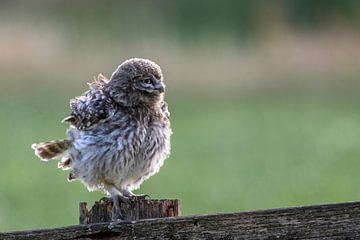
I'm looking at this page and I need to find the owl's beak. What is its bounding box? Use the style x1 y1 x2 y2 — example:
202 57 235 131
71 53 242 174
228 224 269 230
154 81 165 93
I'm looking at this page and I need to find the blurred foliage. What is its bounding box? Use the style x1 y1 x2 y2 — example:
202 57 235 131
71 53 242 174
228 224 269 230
1 0 360 44
286 0 360 29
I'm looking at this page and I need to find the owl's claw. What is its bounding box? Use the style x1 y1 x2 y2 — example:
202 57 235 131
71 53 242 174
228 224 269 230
132 194 151 200
110 188 151 220
111 195 130 220
125 194 149 205
122 189 150 201
117 193 150 207
117 195 133 204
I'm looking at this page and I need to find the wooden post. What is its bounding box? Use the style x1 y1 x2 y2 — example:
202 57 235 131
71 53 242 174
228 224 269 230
79 197 181 224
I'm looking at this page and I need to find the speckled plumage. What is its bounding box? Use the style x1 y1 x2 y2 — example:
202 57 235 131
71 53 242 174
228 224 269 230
63 74 115 130
32 58 172 206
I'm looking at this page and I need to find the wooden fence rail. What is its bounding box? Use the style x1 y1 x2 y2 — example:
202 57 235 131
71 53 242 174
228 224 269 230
1 201 360 239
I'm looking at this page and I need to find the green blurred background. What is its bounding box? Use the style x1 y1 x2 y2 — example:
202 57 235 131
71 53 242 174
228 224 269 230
1 0 360 231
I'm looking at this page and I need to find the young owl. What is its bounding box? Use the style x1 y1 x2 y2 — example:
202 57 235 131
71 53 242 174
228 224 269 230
32 58 172 217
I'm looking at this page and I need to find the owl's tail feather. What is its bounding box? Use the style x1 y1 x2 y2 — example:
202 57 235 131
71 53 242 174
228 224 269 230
31 140 72 161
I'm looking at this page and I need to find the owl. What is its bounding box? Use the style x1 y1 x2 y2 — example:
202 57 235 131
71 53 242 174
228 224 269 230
32 58 172 218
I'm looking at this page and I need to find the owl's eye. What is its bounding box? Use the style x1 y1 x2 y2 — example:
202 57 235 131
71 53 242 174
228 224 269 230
141 78 152 85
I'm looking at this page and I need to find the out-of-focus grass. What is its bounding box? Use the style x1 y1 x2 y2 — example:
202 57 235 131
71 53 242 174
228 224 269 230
1 84 360 231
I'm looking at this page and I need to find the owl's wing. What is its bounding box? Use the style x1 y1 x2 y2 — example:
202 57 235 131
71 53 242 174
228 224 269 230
62 74 114 130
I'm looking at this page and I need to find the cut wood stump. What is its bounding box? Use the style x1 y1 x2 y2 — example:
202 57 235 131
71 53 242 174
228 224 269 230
79 197 180 224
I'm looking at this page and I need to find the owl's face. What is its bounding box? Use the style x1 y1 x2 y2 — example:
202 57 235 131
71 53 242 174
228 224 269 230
108 58 165 106
132 73 165 105
133 75 165 94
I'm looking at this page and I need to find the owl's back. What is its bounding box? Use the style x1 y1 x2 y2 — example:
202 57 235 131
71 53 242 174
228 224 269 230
64 74 115 130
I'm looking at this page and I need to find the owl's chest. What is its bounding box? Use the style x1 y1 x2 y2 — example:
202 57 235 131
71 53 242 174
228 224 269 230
120 121 170 158
70 112 171 167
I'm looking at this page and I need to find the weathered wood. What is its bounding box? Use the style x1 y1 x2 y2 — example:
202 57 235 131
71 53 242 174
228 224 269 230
79 197 180 224
2 201 360 239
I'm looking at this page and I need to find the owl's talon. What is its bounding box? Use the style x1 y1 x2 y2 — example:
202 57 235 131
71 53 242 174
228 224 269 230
116 194 134 205
122 189 150 201
133 194 150 200
122 194 150 206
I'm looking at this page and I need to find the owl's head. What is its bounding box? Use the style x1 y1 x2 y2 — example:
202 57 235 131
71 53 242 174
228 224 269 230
107 58 165 106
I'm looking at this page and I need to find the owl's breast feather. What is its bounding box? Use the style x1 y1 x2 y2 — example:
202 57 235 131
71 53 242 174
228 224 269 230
66 112 171 190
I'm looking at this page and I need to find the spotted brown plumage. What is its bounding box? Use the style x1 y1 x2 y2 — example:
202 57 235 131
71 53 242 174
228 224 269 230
63 74 116 130
32 58 172 219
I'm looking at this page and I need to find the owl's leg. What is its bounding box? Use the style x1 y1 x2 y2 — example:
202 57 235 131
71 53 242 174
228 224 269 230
105 186 130 221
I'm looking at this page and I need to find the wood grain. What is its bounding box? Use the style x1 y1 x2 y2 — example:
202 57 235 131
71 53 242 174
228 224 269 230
79 197 180 223
2 201 360 239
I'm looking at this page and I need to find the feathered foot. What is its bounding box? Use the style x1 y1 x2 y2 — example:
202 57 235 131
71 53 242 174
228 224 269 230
105 186 128 220
106 186 151 220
